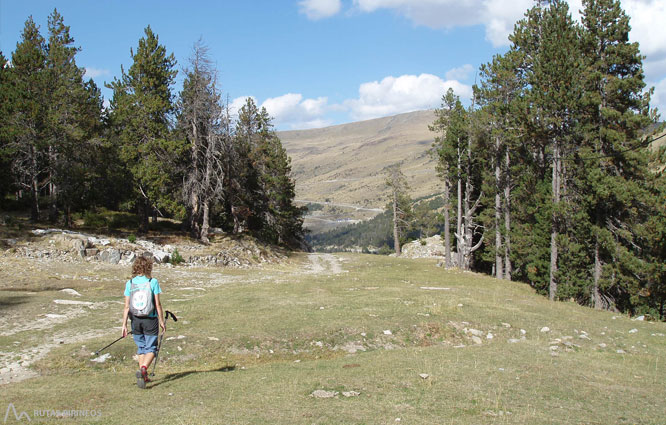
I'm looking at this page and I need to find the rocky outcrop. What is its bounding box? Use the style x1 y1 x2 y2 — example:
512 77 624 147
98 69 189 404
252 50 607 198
0 229 287 268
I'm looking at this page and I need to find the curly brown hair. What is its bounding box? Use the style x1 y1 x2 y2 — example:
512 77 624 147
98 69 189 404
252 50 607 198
131 256 153 278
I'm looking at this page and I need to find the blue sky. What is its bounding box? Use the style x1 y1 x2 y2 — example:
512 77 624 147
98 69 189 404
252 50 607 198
1 0 665 130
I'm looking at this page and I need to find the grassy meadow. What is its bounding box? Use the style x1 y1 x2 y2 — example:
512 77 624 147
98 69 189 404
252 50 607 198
1 253 665 424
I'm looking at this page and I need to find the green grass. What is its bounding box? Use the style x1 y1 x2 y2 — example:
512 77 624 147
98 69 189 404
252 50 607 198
1 254 665 424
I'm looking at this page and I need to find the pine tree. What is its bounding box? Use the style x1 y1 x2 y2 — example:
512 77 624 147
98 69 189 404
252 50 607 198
107 26 182 232
578 0 656 310
385 163 412 255
44 9 104 225
178 40 226 243
512 0 584 300
6 17 48 221
0 51 12 202
475 50 523 280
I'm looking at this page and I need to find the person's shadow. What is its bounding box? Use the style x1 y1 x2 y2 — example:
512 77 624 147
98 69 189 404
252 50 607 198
148 365 236 389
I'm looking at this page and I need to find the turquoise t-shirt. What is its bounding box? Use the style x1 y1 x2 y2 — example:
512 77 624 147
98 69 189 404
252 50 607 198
124 276 162 318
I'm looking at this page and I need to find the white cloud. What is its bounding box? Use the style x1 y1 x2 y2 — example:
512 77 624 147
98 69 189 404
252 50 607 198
261 93 332 129
229 96 257 118
344 73 472 121
650 77 666 119
83 67 110 79
353 0 532 47
299 0 342 20
445 64 475 81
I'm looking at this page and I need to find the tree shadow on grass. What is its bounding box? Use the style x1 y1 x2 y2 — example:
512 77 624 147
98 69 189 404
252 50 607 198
148 365 236 389
0 295 31 312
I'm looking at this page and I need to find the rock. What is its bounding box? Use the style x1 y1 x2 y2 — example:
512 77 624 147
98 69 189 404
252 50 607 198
71 239 85 251
486 333 494 340
90 353 111 363
633 315 645 321
108 249 121 264
124 252 136 263
420 286 451 291
207 337 219 341
53 299 93 305
342 391 360 397
549 346 559 351
508 338 521 343
629 329 638 334
540 327 550 333
60 288 82 297
471 336 483 345
311 390 338 398
419 373 430 379
501 323 512 328
617 349 626 354
85 248 99 257
153 250 170 263
598 343 607 348
383 330 392 335
520 329 526 335
466 328 484 337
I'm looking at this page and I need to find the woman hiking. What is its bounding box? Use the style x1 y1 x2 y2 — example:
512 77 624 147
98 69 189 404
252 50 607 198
121 256 165 389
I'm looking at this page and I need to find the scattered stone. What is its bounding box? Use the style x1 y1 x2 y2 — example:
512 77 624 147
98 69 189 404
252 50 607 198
617 349 626 354
501 323 511 328
471 336 483 345
420 286 451 291
540 327 550 333
60 288 82 297
383 330 393 335
599 343 607 348
520 329 526 335
508 338 521 344
311 390 338 399
207 337 219 341
53 299 93 306
44 314 67 319
342 391 360 397
486 333 494 340
177 346 182 352
90 353 111 363
457 304 464 307
549 346 559 351
629 329 638 334
579 334 591 340
419 373 429 379
633 315 645 321
466 328 484 337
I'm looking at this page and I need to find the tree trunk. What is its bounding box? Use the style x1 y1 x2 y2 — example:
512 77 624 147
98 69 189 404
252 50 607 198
504 149 512 281
593 227 603 309
495 136 503 279
443 179 452 268
549 140 560 301
393 189 401 255
139 198 149 233
30 147 40 222
48 145 58 224
456 146 463 268
201 200 210 244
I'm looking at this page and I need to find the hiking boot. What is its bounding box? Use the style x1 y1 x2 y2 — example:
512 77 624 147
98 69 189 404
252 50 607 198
136 368 147 389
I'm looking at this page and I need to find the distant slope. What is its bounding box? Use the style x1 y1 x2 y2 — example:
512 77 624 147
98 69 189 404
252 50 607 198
279 110 441 210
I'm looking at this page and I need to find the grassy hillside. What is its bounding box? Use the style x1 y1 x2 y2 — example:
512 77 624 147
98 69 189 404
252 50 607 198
279 110 440 217
2 253 665 424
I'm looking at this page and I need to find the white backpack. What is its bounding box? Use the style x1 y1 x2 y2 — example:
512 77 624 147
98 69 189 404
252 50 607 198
129 278 155 317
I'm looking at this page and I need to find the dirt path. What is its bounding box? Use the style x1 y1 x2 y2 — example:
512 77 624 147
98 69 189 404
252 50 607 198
0 253 346 385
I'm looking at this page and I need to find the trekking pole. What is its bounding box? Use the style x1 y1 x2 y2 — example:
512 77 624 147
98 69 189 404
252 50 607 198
94 332 131 356
151 310 177 377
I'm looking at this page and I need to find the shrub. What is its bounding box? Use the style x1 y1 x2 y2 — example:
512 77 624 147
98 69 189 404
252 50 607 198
128 234 137 244
170 248 184 265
